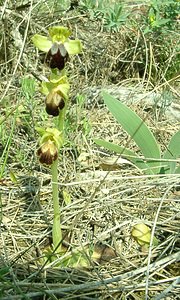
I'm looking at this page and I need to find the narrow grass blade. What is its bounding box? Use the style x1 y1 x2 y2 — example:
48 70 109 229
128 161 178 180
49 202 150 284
94 139 150 172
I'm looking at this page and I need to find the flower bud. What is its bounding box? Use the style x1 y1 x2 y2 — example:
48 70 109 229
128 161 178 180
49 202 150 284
131 223 151 246
45 92 65 116
37 140 58 165
45 42 69 70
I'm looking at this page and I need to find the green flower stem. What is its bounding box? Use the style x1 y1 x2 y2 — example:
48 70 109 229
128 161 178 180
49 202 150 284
51 158 62 253
51 103 67 254
58 105 67 133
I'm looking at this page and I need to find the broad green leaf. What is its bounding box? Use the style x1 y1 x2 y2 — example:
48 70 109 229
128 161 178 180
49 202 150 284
60 248 92 268
162 130 180 174
102 91 161 174
175 166 180 174
94 139 150 172
32 34 52 52
64 40 82 55
152 18 171 28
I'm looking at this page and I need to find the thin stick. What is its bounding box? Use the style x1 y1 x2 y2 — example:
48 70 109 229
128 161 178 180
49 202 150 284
145 184 176 300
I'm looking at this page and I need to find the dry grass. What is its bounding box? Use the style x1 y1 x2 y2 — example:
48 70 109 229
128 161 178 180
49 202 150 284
0 1 180 299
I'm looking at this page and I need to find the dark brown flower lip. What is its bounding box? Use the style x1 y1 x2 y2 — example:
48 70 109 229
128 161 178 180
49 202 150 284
45 42 69 70
37 140 58 165
45 93 65 116
45 104 60 117
39 152 57 165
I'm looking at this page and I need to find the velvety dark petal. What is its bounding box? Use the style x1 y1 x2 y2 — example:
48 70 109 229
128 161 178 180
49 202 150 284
45 103 59 116
37 141 58 165
58 98 65 110
45 42 69 70
45 93 65 116
39 152 54 165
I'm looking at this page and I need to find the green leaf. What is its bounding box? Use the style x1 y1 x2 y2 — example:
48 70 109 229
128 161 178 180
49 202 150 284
175 166 180 174
64 40 82 55
21 77 36 98
63 189 71 205
32 34 52 52
9 170 18 184
35 126 46 136
102 91 161 174
52 214 62 253
162 130 180 174
152 18 171 28
94 139 151 172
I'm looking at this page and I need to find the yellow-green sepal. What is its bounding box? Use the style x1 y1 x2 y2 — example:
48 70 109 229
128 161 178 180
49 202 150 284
36 127 63 150
41 72 70 100
41 82 70 100
32 34 52 52
64 39 82 55
41 81 54 96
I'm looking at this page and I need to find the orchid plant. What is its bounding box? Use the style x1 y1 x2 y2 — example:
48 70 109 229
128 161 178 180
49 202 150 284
32 26 82 254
